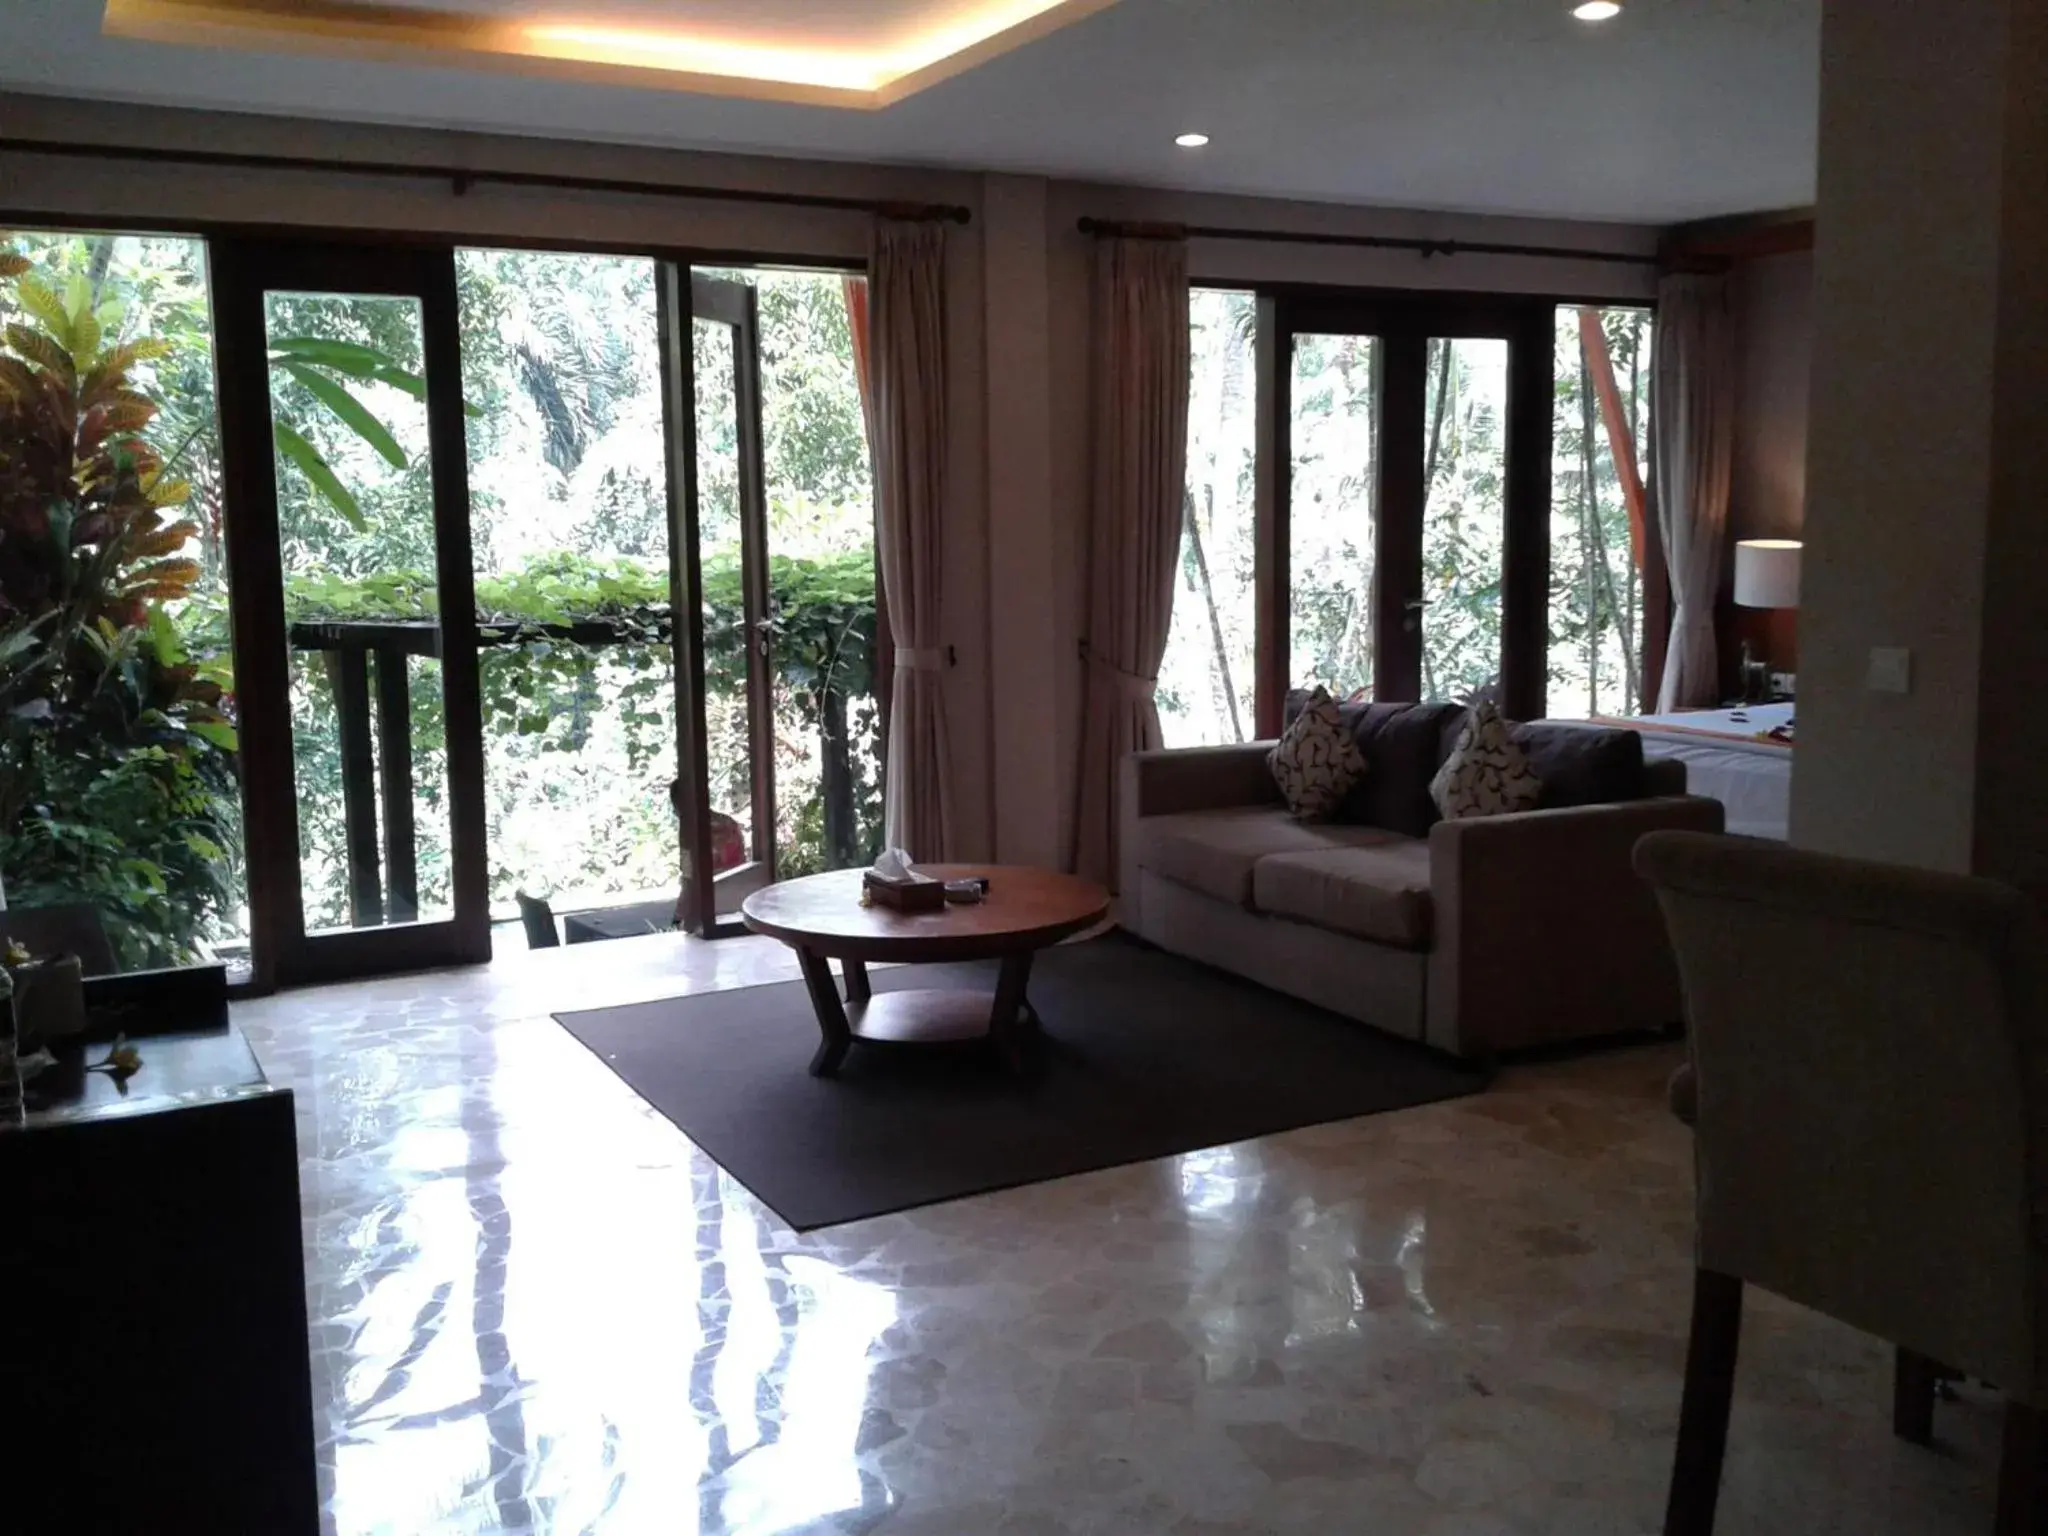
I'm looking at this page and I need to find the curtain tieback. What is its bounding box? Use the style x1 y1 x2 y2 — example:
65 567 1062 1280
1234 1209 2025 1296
897 647 946 672
1087 649 1157 700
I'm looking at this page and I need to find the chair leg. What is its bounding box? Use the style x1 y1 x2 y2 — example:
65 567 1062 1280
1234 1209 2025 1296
1894 1348 1939 1445
1665 1268 1743 1536
1996 1402 2048 1536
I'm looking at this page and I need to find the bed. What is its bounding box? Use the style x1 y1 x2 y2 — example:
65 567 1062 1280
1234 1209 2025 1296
1583 703 1794 841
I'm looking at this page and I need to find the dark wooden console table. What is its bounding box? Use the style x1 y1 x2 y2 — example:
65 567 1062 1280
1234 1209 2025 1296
0 1025 318 1533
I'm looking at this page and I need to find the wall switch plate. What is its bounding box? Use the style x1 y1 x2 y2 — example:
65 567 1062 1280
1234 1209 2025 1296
1867 647 1913 695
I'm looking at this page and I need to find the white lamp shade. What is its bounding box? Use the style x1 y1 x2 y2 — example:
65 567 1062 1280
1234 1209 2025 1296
1734 539 1802 609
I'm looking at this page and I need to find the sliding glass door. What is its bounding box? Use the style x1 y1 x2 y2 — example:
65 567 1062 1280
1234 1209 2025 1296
657 267 779 937
203 241 867 976
210 239 490 984
1259 291 1556 728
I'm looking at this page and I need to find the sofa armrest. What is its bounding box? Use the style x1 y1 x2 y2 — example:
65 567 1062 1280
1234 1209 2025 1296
1426 794 1725 1057
1119 744 1280 917
1122 743 1280 821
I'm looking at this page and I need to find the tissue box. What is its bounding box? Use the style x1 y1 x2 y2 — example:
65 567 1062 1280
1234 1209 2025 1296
863 871 946 912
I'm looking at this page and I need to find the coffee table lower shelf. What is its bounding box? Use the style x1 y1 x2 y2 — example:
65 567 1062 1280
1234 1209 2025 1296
796 951 1037 1078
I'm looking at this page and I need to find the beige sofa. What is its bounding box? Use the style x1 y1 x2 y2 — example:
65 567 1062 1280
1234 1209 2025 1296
1119 729 1724 1059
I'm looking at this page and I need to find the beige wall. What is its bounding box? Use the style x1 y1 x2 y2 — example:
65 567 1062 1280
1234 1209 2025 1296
0 92 1666 875
1792 0 2048 892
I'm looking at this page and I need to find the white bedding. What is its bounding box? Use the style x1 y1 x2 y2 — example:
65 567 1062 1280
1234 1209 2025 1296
1580 705 1794 841
1630 703 1796 742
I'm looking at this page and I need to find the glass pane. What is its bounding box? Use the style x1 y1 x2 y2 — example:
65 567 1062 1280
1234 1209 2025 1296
1549 306 1654 717
1160 289 1258 747
0 231 248 976
1419 337 1509 703
1288 332 1382 698
709 268 881 877
455 249 678 927
692 313 758 877
265 290 452 931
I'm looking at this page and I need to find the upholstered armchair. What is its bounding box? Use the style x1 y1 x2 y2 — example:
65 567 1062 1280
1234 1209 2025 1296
1636 830 2048 1536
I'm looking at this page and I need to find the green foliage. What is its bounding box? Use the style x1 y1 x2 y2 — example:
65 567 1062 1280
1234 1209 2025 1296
0 246 241 968
267 327 433 533
253 544 882 906
1418 336 1509 704
3 237 881 937
1548 307 1652 716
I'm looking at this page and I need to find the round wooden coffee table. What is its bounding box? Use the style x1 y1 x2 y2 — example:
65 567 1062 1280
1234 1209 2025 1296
740 864 1110 1077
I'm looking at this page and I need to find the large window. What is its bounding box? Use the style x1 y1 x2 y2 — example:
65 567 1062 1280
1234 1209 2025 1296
1162 288 1659 741
0 226 886 985
1159 288 1258 747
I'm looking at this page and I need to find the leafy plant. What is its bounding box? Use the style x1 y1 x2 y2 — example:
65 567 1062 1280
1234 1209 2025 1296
261 544 883 888
267 334 431 532
0 253 241 968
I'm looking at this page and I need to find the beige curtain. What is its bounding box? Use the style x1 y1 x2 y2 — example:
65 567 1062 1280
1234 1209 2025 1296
1072 236 1191 887
1652 272 1737 711
868 220 954 859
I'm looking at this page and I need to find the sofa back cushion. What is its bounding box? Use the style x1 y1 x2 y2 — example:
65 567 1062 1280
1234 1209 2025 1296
1643 756 1688 797
1510 722 1646 808
1282 692 1466 836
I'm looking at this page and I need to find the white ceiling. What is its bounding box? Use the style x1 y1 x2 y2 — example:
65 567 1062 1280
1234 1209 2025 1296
0 0 1821 223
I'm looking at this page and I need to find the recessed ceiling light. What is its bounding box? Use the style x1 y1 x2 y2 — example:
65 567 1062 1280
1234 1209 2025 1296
1175 132 1211 149
1572 1 1623 19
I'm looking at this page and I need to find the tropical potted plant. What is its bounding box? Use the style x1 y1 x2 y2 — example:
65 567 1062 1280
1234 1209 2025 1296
0 247 242 970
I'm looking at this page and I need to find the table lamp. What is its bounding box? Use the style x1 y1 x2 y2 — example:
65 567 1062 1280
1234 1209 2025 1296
1733 538 1801 702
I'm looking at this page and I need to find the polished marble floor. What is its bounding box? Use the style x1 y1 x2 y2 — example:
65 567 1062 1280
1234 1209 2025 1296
235 931 2004 1536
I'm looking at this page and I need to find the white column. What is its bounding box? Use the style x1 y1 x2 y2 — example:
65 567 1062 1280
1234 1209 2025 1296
1791 0 2048 894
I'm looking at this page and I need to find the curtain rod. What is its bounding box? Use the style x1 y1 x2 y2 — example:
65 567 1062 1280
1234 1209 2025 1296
0 138 973 225
1076 215 1657 267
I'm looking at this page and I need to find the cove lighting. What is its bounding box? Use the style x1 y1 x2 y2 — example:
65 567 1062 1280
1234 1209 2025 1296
103 0 1125 109
525 24 888 93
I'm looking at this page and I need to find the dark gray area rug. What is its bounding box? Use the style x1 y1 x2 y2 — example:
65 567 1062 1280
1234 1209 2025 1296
554 935 1485 1231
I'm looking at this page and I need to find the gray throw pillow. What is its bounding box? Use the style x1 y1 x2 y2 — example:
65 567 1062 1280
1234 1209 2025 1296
1511 722 1646 808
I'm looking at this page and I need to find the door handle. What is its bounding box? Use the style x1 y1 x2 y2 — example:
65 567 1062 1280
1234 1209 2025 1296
1403 597 1431 634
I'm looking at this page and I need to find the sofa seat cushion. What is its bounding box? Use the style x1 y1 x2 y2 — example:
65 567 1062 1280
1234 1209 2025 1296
1132 808 1400 907
1253 839 1435 949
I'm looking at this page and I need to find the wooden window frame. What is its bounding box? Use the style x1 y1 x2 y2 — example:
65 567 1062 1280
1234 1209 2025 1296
1239 282 1662 732
0 208 870 989
208 236 491 988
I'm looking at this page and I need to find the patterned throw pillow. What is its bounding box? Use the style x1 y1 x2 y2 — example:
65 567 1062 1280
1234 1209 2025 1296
1430 700 1543 820
1268 686 1367 820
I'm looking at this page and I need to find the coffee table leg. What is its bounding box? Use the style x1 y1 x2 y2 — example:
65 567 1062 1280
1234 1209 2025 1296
797 947 853 1078
989 951 1036 1074
843 957 872 1006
